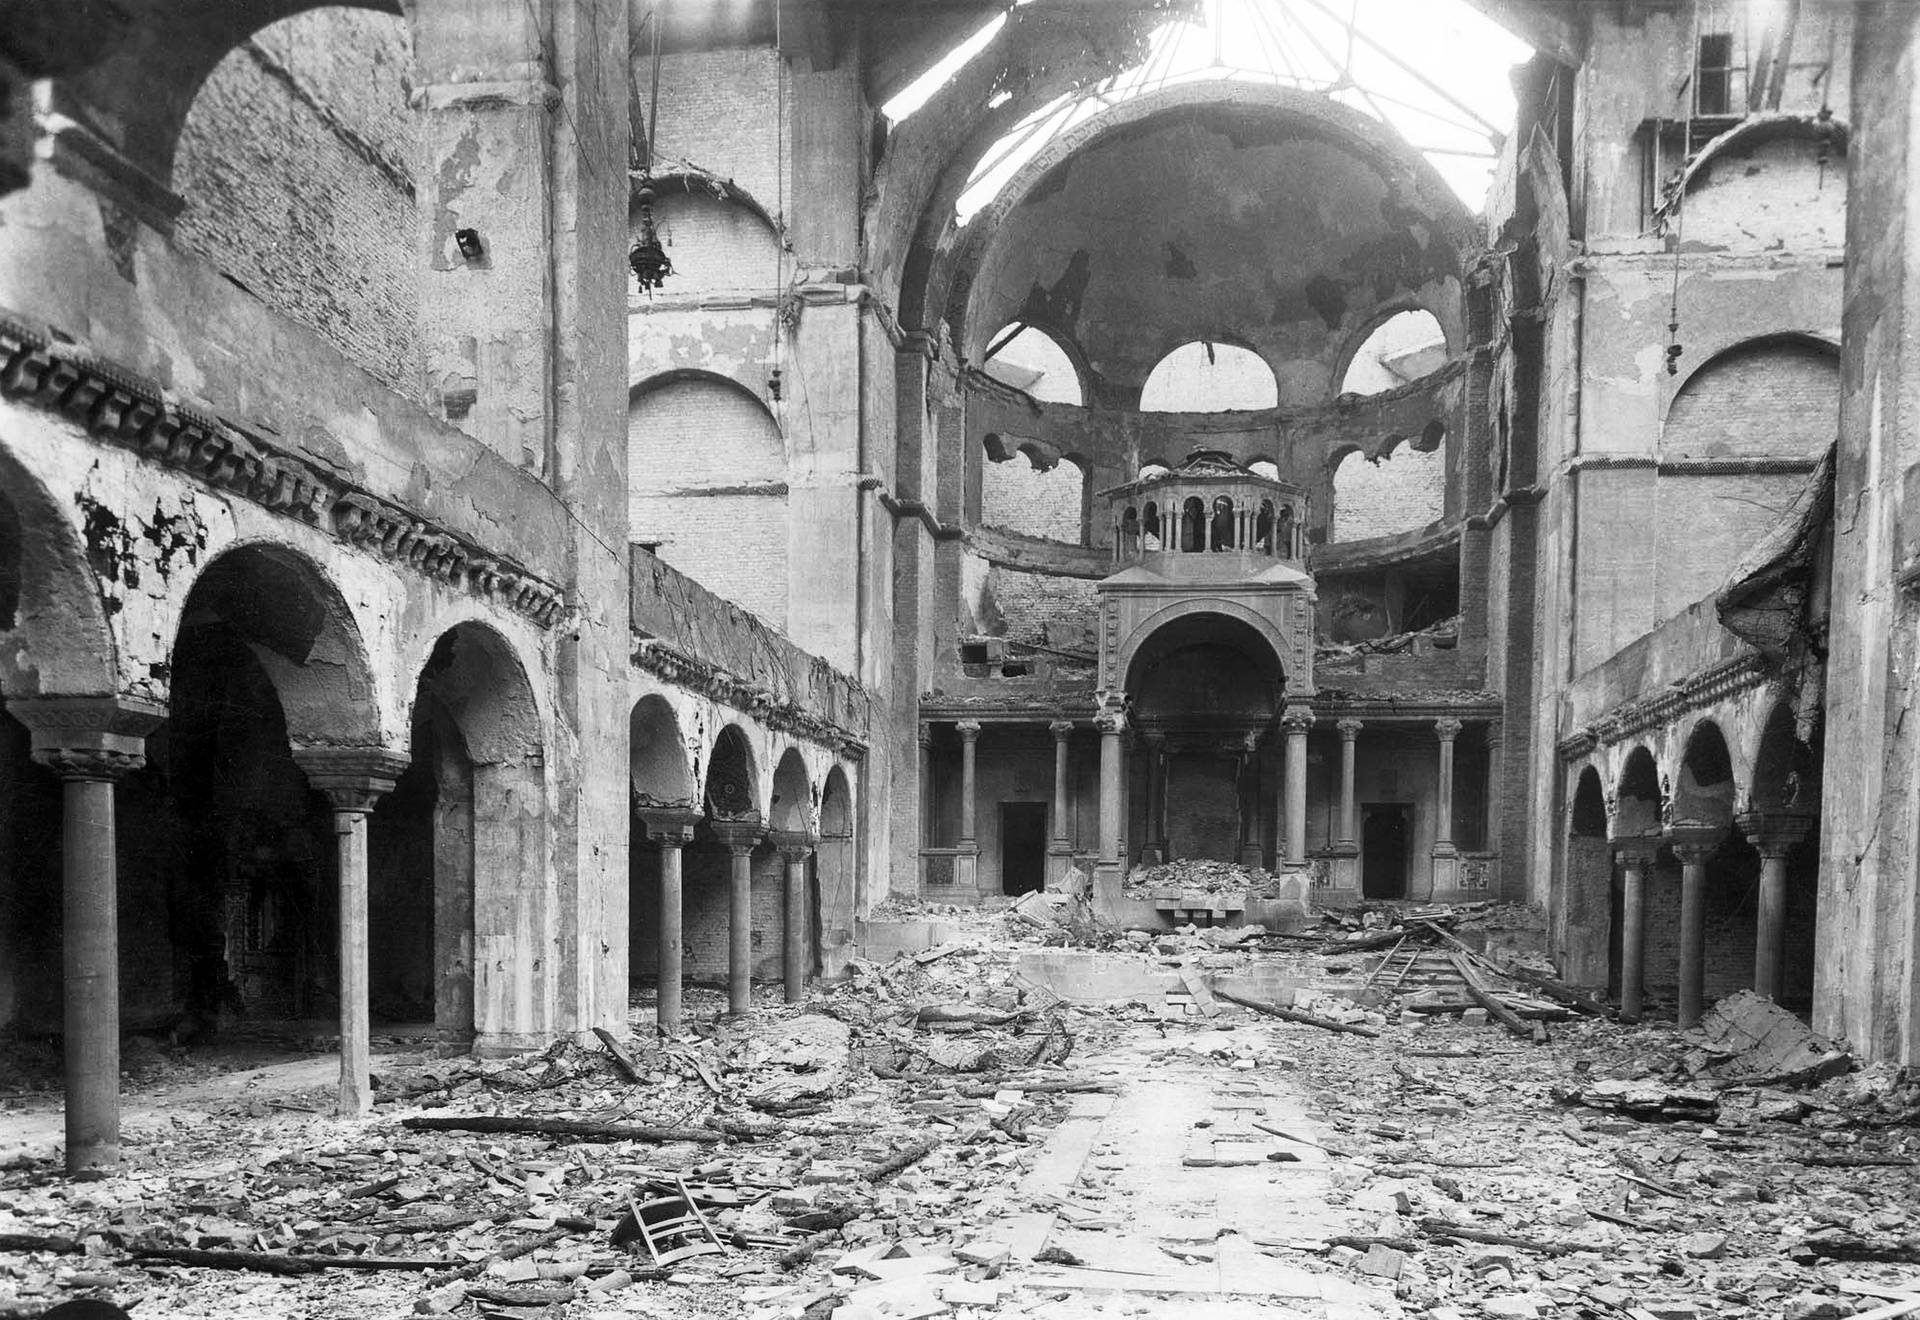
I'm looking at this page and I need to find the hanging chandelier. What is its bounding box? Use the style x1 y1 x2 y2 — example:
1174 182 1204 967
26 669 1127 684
629 181 672 291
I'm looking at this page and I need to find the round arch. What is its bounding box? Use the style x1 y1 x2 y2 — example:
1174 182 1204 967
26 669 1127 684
1111 597 1293 696
1673 719 1737 828
174 541 381 748
1570 765 1608 836
1332 304 1451 399
1750 698 1820 813
769 746 814 835
630 693 695 808
980 321 1088 406
1614 745 1663 839
629 368 780 424
815 763 857 979
0 444 119 698
1561 763 1616 992
704 724 761 820
1139 340 1279 413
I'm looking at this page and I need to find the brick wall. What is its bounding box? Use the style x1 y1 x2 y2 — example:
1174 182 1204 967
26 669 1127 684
1685 138 1847 253
1665 342 1838 459
1331 445 1445 541
1139 342 1278 411
981 455 1083 541
651 50 787 207
678 843 794 982
653 192 782 300
172 9 420 396
980 564 1099 649
630 379 789 629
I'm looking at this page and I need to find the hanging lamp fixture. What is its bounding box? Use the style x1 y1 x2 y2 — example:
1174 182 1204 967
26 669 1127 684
629 7 673 292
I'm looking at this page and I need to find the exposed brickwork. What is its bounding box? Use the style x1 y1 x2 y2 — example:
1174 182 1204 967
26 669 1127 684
650 50 787 207
1665 342 1838 459
630 380 789 630
981 563 1099 650
981 454 1083 542
172 9 420 396
653 193 782 299
1685 139 1847 253
1331 445 1445 541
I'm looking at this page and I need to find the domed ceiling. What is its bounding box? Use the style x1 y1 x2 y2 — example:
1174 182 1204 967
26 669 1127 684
960 96 1469 404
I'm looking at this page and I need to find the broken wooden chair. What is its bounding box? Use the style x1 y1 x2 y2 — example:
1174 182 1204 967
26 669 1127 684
610 1176 727 1266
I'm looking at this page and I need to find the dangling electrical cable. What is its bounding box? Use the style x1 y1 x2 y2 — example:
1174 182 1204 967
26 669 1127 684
1665 0 1702 376
769 0 786 402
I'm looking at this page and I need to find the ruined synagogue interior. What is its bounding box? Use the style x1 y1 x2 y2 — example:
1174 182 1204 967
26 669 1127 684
1 0 1919 1316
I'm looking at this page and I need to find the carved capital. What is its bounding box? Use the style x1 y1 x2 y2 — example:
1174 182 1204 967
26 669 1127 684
7 694 166 782
1336 717 1364 741
1735 810 1812 860
1434 717 1464 743
1664 821 1725 864
637 805 703 844
1280 704 1314 735
771 829 819 861
1048 720 1075 742
955 719 982 744
1611 835 1660 868
1093 688 1129 735
709 816 766 854
291 746 410 816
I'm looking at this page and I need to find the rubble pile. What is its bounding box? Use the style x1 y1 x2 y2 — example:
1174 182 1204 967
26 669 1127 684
1124 859 1286 899
2 908 1918 1320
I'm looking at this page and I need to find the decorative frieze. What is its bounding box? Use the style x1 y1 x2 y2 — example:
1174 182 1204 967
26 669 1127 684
630 638 868 758
1556 651 1771 759
0 316 566 628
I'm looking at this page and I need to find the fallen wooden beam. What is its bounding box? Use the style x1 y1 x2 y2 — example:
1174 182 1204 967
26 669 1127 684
401 1115 724 1144
1447 954 1542 1044
1214 988 1381 1038
592 1027 644 1083
128 1246 460 1275
864 1138 938 1184
1416 1218 1580 1257
0 1233 80 1255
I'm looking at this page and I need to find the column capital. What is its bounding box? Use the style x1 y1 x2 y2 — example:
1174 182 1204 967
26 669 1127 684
710 816 766 854
1434 716 1464 743
1611 834 1660 866
1094 703 1128 735
771 828 820 861
1736 810 1813 859
1281 704 1314 734
918 725 934 749
637 805 703 843
1336 717 1364 740
955 718 983 743
1664 821 1725 863
292 746 411 815
1048 719 1075 741
7 694 166 782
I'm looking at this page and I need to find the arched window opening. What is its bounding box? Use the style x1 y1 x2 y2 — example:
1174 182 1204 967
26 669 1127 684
1142 501 1162 551
174 8 420 395
1341 310 1448 396
1330 445 1444 542
981 324 1085 405
1120 505 1141 554
1210 497 1236 551
1180 497 1206 552
1277 503 1297 558
981 445 1086 543
1255 500 1275 553
1140 341 1279 412
1666 339 1838 460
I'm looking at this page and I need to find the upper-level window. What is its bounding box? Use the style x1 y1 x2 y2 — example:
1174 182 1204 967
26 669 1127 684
1340 310 1447 396
1139 341 1277 412
982 324 1085 405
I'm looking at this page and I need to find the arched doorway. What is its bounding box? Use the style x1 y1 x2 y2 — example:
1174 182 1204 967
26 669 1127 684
1673 720 1749 1017
629 694 696 1030
1745 700 1821 1011
817 766 855 978
1123 611 1284 865
690 725 765 1015
1561 766 1611 991
769 748 815 1003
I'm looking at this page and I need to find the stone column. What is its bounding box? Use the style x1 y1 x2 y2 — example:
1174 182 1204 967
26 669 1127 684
7 696 165 1176
1736 811 1812 1001
1431 717 1464 894
1236 731 1264 867
636 807 701 1034
955 719 982 892
709 819 765 1017
916 725 933 890
1281 705 1312 867
773 831 818 1005
1094 693 1128 883
292 747 410 1118
1048 720 1075 880
1666 824 1725 1029
1335 718 1362 847
1140 731 1166 866
1612 839 1658 1023
1271 741 1287 869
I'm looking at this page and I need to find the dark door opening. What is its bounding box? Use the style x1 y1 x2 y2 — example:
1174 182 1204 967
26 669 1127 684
1000 802 1048 896
1361 804 1409 899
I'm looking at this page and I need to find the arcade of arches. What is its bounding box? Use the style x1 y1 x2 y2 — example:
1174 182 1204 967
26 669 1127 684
4 0 1920 1185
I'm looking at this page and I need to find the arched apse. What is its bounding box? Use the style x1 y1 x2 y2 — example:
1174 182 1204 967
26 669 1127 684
1561 766 1614 992
980 443 1087 543
398 623 546 1050
1338 309 1449 396
1664 338 1839 460
172 7 420 393
1329 443 1445 542
629 374 789 629
1139 342 1278 413
981 324 1085 404
642 190 782 300
1124 609 1285 864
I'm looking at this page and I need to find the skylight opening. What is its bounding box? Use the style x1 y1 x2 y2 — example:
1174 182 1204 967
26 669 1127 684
951 0 1532 224
883 9 1009 124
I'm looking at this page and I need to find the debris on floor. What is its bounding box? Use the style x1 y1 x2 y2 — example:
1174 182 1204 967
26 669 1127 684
3 900 1918 1320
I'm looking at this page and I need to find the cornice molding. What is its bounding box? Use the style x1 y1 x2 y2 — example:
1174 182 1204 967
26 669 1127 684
630 637 868 759
1556 651 1772 760
0 316 567 629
